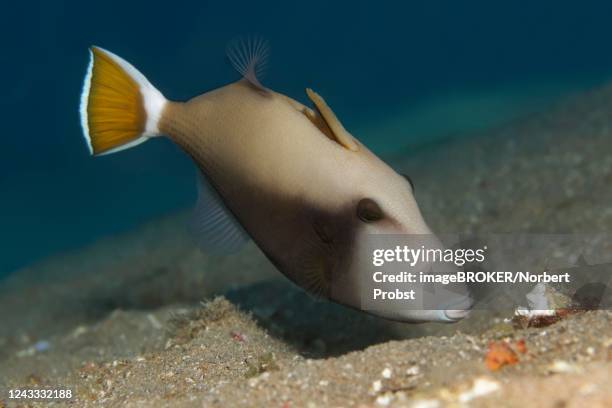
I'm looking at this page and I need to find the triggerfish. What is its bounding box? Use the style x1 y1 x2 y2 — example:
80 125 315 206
79 39 472 322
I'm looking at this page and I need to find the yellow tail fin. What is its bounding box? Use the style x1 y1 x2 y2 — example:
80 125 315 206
79 46 166 155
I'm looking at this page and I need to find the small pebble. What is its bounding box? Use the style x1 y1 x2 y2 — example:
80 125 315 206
375 393 392 406
458 377 500 403
410 400 440 408
381 368 392 379
406 365 420 376
547 360 581 374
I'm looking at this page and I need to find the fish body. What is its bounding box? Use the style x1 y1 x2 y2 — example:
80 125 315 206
79 42 472 322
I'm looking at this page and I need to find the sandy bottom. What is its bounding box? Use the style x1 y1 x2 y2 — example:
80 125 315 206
1 83 612 407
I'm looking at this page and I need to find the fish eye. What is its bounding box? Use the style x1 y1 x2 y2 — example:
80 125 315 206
401 173 415 192
357 198 384 222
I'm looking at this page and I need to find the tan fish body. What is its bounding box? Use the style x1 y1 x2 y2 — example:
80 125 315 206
79 42 472 322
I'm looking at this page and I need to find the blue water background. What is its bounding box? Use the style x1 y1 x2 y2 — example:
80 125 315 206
2 1 612 276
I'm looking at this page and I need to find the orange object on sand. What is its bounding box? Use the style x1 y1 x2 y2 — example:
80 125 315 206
485 341 519 371
515 339 527 354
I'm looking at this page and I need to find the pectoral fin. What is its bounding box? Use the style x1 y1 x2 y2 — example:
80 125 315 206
295 235 335 299
191 170 250 254
305 88 360 152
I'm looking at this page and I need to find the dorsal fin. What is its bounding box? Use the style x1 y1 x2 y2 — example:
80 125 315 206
305 88 359 151
226 36 270 91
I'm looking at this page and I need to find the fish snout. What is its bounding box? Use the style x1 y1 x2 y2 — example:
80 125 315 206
444 309 471 321
441 295 474 322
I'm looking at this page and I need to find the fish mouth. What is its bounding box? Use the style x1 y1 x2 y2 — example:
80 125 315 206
442 296 474 322
443 308 472 321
